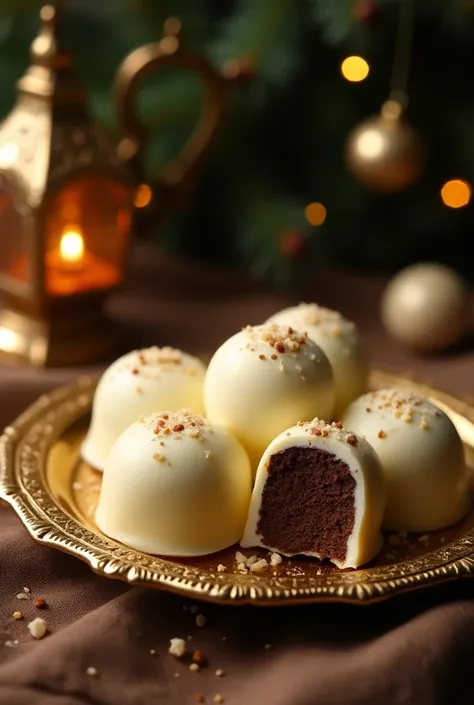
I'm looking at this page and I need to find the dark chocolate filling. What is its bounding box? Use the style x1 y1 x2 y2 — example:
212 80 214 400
257 446 356 561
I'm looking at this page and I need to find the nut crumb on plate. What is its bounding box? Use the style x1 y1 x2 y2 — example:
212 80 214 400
192 650 207 666
86 667 98 677
12 611 22 620
250 559 268 573
34 598 47 609
196 614 207 628
169 637 187 658
217 564 226 573
270 552 282 566
234 551 247 565
27 618 47 639
214 696 224 704
189 663 200 672
215 669 225 677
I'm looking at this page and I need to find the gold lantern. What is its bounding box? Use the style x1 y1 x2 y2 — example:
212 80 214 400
0 5 134 367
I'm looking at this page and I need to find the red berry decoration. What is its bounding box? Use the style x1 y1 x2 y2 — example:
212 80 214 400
354 0 378 24
279 229 305 260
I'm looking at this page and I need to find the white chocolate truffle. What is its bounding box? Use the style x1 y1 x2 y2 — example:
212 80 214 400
241 419 386 569
81 347 206 471
342 389 471 532
268 303 368 417
204 324 334 468
95 410 251 556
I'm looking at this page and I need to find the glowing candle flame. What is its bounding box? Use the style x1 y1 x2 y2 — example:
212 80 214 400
59 227 84 265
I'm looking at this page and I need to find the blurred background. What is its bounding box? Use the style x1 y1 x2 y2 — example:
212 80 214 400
1 0 473 285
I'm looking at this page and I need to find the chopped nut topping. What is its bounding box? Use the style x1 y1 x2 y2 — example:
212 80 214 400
246 555 258 566
204 450 211 460
34 598 47 609
243 323 309 356
169 637 187 658
215 669 225 677
250 559 268 573
378 430 386 439
12 611 22 620
364 389 441 425
189 663 200 672
86 666 99 677
153 452 165 463
217 564 226 572
28 617 47 639
346 435 358 446
196 614 207 628
16 593 29 600
148 410 210 442
420 418 429 430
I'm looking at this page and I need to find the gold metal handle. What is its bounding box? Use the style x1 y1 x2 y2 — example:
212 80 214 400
114 18 225 195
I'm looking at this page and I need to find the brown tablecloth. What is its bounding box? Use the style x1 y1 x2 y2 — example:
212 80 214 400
1 246 474 705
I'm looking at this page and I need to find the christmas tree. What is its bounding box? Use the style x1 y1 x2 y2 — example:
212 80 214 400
1 0 473 283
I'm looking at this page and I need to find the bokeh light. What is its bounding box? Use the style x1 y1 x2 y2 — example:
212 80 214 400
440 179 471 208
134 184 153 208
341 56 369 82
305 202 327 226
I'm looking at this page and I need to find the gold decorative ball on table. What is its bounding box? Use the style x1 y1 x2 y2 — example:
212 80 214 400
345 100 424 193
381 263 471 352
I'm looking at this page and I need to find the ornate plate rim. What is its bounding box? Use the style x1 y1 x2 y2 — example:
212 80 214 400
1 370 474 606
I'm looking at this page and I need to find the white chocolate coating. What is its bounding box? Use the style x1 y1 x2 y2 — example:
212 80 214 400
81 347 206 471
342 388 471 532
241 419 386 569
204 324 334 469
96 410 252 556
268 303 368 417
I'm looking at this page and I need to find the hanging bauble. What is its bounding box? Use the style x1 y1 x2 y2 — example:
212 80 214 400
279 229 305 260
345 100 424 193
381 263 471 352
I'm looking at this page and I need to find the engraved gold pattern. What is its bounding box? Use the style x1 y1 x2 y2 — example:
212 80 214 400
1 370 474 605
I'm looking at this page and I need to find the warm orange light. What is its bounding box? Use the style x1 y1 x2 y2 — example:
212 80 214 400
440 179 471 208
341 56 369 82
59 227 85 265
305 202 327 226
134 184 152 208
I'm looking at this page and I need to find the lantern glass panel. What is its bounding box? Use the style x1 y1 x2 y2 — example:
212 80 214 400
44 174 131 297
0 174 32 288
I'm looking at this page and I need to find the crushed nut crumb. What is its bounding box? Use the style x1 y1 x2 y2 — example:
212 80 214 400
34 598 47 609
378 430 386 439
86 666 99 677
12 611 23 620
420 418 429 430
16 593 29 600
215 669 225 677
169 637 187 658
4 640 19 648
214 695 224 704
270 552 282 566
217 564 227 572
418 535 430 544
27 617 47 639
250 559 268 573
196 614 207 628
192 651 207 667
149 410 210 442
235 551 247 565
150 648 156 656
194 695 205 704
189 663 200 672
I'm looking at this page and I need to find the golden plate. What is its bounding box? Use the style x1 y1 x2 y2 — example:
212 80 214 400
1 370 474 606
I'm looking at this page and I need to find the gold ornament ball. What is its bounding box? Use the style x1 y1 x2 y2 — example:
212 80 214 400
381 263 471 352
346 101 424 193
